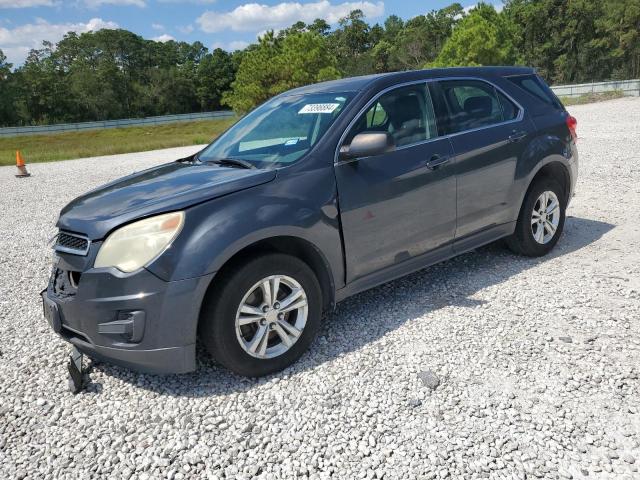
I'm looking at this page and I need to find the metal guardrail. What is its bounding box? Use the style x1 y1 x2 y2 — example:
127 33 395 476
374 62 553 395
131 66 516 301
0 110 235 137
551 79 640 98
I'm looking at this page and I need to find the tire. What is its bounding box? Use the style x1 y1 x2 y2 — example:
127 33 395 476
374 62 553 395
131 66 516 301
506 177 566 257
200 253 322 377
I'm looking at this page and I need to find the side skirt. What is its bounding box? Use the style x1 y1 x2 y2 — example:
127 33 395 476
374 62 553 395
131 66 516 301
335 221 515 304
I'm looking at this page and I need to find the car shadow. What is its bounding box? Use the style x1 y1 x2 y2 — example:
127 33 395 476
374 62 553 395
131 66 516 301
93 216 614 397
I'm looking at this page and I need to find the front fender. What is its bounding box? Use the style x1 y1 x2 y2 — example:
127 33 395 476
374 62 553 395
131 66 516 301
146 166 344 291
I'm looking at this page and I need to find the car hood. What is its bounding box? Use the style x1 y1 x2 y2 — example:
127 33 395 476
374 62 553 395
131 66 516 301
57 161 277 239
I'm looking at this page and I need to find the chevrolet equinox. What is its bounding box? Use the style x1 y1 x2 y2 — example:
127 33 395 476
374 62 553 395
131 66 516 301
42 67 578 377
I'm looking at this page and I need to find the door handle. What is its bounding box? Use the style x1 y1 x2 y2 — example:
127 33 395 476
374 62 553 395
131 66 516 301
426 154 451 170
508 130 527 143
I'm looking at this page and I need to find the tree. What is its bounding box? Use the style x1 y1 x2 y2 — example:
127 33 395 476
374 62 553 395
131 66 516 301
2 2 639 126
371 40 394 73
309 18 331 36
430 4 517 67
223 31 340 113
196 48 236 110
383 15 404 43
330 10 374 75
13 42 72 124
0 49 19 126
0 50 11 82
278 20 308 38
390 4 463 70
601 0 640 79
274 31 341 88
502 0 636 83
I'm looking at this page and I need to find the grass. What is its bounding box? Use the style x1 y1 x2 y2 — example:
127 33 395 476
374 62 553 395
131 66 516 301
0 117 237 166
559 89 625 106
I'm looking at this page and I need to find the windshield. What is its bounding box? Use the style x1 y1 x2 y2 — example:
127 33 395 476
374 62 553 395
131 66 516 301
198 92 354 168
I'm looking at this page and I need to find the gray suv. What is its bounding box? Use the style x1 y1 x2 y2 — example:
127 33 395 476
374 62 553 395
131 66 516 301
42 67 578 377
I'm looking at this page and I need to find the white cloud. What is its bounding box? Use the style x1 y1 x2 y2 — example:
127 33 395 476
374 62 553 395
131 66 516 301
256 29 280 39
151 22 164 30
178 24 194 34
0 0 55 7
211 40 250 51
153 33 175 42
84 0 145 8
197 0 384 33
463 2 504 14
0 17 118 65
158 0 216 3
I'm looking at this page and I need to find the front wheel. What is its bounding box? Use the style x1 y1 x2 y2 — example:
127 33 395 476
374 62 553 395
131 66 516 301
200 253 322 377
506 177 566 257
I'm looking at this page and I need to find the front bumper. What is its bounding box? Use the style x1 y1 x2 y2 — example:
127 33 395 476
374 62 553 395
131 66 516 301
42 258 214 374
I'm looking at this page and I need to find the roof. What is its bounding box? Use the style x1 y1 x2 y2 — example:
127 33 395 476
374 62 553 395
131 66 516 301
283 66 535 96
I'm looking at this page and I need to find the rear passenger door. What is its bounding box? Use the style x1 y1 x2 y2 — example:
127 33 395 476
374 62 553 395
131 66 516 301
430 79 535 247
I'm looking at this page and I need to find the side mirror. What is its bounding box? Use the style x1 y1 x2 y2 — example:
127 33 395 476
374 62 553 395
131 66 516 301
339 132 395 160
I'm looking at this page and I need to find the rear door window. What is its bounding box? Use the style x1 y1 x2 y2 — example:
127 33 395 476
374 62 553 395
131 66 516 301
437 80 506 134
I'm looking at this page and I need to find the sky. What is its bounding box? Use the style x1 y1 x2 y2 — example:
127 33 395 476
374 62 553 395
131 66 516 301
0 0 498 66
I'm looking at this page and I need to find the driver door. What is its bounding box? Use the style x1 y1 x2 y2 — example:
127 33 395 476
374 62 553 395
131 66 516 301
334 82 456 282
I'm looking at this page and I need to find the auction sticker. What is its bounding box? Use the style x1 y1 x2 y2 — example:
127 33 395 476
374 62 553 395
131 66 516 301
298 103 340 114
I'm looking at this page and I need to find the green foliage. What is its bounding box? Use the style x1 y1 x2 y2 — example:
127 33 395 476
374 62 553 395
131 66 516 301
505 0 640 83
0 29 237 126
196 48 235 110
0 49 18 126
331 10 374 76
392 4 464 70
0 50 9 76
222 31 340 113
430 3 517 67
0 2 638 125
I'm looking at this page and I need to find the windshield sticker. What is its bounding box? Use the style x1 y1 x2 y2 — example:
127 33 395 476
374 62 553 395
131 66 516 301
284 138 299 146
298 103 340 114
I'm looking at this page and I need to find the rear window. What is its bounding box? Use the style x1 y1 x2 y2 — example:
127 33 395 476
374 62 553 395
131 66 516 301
507 74 563 110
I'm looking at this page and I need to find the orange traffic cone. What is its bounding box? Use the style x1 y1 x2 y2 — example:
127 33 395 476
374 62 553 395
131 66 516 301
15 150 30 178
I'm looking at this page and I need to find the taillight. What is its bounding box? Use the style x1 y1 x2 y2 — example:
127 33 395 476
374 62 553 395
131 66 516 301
566 115 577 142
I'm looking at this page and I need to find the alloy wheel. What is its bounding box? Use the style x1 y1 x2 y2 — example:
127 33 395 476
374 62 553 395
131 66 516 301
235 275 308 359
531 190 560 244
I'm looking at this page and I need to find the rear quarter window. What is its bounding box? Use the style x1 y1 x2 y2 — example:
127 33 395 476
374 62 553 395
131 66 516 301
507 74 563 110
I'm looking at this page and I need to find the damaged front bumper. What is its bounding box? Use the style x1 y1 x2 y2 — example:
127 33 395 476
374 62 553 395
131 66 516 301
41 252 214 374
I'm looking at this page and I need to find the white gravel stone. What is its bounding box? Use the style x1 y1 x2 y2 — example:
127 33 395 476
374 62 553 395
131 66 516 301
1 98 640 479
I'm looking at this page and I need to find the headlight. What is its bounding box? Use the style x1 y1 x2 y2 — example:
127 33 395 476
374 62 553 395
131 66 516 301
94 211 184 273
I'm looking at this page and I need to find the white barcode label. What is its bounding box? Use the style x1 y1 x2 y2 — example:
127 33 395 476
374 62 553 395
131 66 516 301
298 103 340 114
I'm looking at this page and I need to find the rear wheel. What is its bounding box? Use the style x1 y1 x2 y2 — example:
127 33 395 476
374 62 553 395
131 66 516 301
506 177 566 257
200 253 322 377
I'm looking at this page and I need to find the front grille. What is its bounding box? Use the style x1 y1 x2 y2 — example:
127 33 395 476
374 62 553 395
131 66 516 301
55 231 90 256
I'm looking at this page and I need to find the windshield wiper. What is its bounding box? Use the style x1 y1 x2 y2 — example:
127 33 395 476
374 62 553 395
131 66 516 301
205 158 256 169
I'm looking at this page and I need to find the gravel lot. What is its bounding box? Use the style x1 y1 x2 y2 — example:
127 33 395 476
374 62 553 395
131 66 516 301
1 97 639 480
